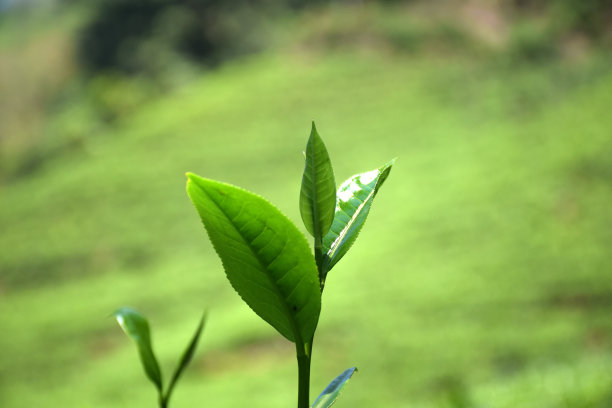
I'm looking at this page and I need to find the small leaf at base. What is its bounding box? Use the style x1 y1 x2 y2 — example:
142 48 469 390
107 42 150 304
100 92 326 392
312 367 357 408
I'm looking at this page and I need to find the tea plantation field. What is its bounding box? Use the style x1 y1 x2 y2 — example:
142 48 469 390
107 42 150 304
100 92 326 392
1 49 611 407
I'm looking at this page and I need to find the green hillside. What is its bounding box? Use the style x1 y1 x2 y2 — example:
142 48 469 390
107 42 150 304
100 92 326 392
1 4 612 407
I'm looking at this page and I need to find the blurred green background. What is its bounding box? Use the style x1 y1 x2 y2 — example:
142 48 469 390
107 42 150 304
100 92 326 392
1 0 611 407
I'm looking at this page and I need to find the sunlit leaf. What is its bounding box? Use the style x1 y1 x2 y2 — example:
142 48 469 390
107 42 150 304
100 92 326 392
114 307 163 392
164 312 206 404
186 174 321 344
312 367 357 408
300 122 336 241
322 159 395 276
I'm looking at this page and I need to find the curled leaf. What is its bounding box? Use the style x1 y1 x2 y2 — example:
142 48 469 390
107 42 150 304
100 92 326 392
322 159 395 276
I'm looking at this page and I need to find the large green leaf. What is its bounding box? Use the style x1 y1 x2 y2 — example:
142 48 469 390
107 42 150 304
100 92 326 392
299 122 336 240
164 312 206 405
186 174 321 344
322 160 395 276
311 367 357 408
114 307 163 393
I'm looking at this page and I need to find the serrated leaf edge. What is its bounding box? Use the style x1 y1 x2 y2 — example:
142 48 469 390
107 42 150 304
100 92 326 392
186 173 321 344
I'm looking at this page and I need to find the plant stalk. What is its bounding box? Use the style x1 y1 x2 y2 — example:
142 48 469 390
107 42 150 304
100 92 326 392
299 233 322 408
296 341 313 408
314 236 325 289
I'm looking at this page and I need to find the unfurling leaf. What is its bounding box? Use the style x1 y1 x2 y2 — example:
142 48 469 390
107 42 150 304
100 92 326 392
114 307 163 392
300 122 336 241
322 159 395 276
186 173 321 344
312 367 357 408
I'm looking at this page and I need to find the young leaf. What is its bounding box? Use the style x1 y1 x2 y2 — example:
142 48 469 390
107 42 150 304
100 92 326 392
311 367 357 408
163 312 207 405
186 173 321 344
114 307 163 393
300 122 337 240
321 159 395 276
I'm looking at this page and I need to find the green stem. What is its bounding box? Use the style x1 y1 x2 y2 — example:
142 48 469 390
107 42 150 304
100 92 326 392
159 392 167 408
314 236 325 290
302 234 322 408
296 342 313 408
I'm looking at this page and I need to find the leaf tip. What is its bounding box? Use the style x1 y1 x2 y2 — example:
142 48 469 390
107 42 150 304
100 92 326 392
199 310 208 328
186 172 206 193
113 306 132 319
310 121 319 137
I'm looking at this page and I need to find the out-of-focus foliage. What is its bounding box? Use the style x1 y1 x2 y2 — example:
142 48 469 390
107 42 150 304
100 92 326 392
75 0 612 74
113 307 205 407
512 0 612 39
77 0 278 74
1 0 610 183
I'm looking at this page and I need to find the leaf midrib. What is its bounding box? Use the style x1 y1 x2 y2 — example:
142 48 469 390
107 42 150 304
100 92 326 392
308 142 322 240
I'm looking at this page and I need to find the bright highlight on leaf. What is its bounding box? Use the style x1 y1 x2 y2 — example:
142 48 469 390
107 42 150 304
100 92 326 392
186 173 321 344
114 307 163 392
311 367 357 408
322 159 395 276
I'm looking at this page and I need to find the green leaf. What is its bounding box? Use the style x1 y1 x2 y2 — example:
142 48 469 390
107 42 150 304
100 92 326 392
186 174 321 344
322 159 395 275
163 312 206 405
312 367 357 408
114 307 163 393
300 122 336 240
